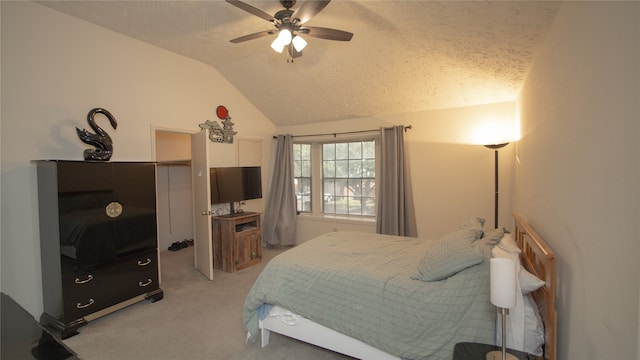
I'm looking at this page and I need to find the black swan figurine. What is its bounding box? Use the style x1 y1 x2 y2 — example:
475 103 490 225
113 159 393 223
76 108 118 161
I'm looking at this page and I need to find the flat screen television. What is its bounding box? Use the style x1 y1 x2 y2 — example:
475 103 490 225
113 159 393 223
209 166 262 211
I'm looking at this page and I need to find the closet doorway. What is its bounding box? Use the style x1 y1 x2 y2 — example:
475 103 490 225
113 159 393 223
153 128 195 255
153 127 265 279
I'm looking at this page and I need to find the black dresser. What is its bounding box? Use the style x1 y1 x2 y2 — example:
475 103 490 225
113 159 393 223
35 160 163 339
1 292 81 360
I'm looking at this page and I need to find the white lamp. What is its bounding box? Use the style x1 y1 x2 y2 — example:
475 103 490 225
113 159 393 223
292 35 307 52
270 37 286 53
271 28 293 53
487 257 518 360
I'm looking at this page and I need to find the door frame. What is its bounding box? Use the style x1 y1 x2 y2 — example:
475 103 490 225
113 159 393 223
150 125 195 162
151 125 196 267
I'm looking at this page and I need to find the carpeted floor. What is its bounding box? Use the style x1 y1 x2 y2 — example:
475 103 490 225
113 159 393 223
63 247 353 360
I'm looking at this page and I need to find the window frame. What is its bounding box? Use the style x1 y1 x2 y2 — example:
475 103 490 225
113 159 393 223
294 135 380 219
292 143 312 213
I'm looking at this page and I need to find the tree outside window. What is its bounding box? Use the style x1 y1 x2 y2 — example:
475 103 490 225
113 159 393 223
322 141 376 216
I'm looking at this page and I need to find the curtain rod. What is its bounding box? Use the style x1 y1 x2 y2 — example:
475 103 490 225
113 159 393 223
272 125 412 139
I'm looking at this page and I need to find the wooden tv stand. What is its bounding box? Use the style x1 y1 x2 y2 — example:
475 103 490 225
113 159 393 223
212 212 262 272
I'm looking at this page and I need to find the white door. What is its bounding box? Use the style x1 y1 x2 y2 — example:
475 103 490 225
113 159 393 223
191 131 214 279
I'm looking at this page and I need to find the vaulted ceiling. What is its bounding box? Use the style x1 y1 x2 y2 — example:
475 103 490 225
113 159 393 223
36 1 562 126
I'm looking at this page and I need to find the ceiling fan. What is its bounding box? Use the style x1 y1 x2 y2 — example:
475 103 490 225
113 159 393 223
226 0 353 61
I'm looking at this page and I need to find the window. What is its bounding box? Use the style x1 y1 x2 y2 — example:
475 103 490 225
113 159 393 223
294 139 377 217
322 141 376 216
293 143 311 212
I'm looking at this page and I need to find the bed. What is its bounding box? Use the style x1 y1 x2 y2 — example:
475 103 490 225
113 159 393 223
243 213 556 360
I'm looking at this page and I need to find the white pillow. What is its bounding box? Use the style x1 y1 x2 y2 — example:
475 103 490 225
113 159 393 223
520 268 546 295
491 246 519 266
523 294 545 356
497 293 545 355
497 233 521 254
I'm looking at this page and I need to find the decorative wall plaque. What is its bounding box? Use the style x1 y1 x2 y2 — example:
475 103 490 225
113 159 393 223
198 105 237 143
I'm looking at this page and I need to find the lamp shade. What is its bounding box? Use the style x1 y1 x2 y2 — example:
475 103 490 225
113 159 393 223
277 29 292 45
489 258 517 309
270 37 286 53
292 35 307 52
271 29 293 53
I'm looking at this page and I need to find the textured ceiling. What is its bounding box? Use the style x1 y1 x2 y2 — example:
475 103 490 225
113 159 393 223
36 0 562 126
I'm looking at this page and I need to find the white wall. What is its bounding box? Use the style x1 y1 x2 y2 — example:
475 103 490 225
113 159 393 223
278 101 517 241
0 1 275 316
516 2 640 359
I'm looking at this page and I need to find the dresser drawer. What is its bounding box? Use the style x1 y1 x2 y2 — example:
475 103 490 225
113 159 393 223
62 250 159 320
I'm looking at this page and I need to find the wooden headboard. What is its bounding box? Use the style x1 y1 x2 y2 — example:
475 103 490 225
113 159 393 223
513 212 557 360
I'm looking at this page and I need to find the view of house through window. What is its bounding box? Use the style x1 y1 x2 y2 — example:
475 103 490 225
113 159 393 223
294 140 376 216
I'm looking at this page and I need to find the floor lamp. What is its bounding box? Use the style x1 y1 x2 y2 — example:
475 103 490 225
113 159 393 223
484 143 509 229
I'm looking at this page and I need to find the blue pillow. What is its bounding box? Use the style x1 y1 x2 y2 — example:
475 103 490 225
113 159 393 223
479 227 505 246
414 228 484 282
456 217 485 230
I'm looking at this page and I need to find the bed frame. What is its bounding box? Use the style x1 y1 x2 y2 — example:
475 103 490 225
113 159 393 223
259 212 556 360
260 308 397 359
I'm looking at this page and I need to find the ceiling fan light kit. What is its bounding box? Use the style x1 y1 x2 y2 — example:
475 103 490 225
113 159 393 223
270 39 285 53
226 0 353 62
270 29 290 53
292 35 307 51
271 27 295 53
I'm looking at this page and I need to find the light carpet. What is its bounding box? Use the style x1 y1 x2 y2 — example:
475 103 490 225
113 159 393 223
62 247 353 360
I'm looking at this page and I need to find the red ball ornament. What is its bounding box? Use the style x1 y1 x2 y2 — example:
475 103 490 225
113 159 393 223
216 105 229 119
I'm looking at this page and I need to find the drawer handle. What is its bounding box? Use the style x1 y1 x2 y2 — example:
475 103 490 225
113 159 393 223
139 279 152 287
76 299 95 309
105 201 123 218
138 258 152 266
75 274 94 284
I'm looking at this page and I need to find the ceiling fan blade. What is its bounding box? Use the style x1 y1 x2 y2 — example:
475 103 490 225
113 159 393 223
303 26 353 41
230 30 276 43
226 0 275 22
291 0 331 24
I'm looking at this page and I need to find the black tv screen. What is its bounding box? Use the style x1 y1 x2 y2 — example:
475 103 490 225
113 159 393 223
210 166 262 205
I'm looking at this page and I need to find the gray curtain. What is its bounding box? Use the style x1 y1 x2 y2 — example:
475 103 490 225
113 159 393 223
376 126 418 237
263 134 297 246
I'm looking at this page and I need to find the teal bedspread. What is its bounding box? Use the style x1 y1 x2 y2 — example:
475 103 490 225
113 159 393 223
243 232 495 360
